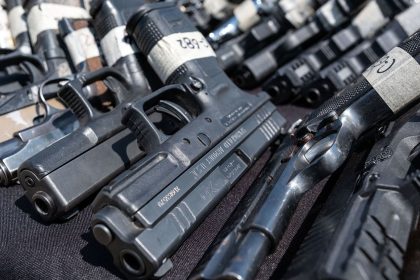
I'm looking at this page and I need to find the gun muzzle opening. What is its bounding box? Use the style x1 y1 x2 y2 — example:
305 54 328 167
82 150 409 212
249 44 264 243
32 192 54 217
120 250 145 276
305 88 321 106
265 81 290 104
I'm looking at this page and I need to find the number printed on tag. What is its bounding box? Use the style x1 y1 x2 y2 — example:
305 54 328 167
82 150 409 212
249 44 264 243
147 31 216 82
363 47 420 113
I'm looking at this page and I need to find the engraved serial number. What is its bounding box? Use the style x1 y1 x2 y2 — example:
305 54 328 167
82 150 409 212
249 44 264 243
157 186 181 208
189 127 248 180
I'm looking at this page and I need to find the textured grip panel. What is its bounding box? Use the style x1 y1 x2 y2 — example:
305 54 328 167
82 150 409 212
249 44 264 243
399 31 420 56
92 5 123 39
133 16 164 56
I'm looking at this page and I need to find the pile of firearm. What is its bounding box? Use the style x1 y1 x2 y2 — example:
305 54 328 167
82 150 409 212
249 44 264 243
0 0 420 279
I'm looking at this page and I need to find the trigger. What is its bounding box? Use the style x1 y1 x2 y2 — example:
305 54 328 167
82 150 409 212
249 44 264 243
155 100 193 125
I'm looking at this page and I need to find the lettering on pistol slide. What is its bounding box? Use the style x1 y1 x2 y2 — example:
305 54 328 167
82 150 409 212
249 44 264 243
157 186 181 208
190 127 247 180
221 103 252 127
221 157 244 181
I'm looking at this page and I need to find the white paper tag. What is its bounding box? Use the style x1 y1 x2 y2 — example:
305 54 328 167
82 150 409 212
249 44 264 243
203 0 236 20
147 31 216 82
64 27 100 66
8 6 27 39
396 3 420 37
316 0 343 30
27 3 90 45
233 0 260 31
100 25 136 67
363 47 420 113
352 1 388 38
279 0 314 28
0 7 14 49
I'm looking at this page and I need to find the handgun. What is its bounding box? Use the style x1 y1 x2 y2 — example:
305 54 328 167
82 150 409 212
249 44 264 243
0 0 91 115
91 3 286 279
59 17 113 108
301 3 420 106
90 0 152 95
193 31 420 280
262 0 412 104
0 0 33 93
0 97 79 186
214 0 326 71
279 107 420 280
0 17 107 186
208 0 321 47
18 0 153 221
234 0 369 89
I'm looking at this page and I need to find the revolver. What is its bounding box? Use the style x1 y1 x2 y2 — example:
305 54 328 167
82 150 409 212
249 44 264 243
194 31 420 280
281 108 420 280
91 3 286 279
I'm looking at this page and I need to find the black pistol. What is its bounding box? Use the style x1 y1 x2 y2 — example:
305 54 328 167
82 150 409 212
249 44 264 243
18 0 153 222
91 3 286 279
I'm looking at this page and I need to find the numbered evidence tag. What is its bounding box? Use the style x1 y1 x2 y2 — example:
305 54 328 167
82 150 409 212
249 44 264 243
363 47 420 113
147 31 216 82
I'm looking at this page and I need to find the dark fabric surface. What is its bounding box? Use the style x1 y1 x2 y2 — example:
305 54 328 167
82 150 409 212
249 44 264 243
0 105 312 280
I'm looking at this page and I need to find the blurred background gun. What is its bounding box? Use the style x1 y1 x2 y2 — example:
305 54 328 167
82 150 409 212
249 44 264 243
262 0 415 104
232 0 370 89
301 3 420 106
